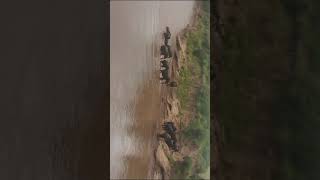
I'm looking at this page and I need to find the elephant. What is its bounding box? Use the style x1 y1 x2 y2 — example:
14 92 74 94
163 26 171 40
162 122 177 133
160 45 172 58
160 60 169 71
158 132 178 152
160 68 170 84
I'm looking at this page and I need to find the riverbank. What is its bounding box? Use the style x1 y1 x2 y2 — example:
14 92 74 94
152 2 210 179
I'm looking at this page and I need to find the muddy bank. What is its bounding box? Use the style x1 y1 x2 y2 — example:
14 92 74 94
125 78 160 179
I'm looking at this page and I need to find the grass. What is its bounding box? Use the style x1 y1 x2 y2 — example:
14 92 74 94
172 156 193 179
176 0 210 109
173 1 210 179
176 66 193 110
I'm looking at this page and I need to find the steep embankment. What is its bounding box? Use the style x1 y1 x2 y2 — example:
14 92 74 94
153 2 210 179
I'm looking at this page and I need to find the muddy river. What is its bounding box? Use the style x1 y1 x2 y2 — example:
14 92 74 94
110 1 195 179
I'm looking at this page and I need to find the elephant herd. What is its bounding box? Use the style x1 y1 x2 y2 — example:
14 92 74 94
159 26 177 87
158 121 179 152
157 27 180 152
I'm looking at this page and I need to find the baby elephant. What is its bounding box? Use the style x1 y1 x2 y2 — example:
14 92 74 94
160 68 170 84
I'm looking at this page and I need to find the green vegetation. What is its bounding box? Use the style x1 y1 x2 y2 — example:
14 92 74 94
173 1 210 179
177 0 210 106
218 0 320 179
177 66 193 110
172 156 193 179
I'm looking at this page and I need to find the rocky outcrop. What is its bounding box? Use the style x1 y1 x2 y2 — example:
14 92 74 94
175 35 187 70
154 140 174 180
166 94 180 122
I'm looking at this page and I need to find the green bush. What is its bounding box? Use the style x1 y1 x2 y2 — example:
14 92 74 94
173 1 210 179
172 156 193 179
177 67 192 110
183 120 202 140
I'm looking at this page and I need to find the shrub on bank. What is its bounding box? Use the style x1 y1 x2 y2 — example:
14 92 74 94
172 156 193 179
172 1 210 179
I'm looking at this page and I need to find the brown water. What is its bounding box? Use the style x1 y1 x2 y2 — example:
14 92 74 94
110 1 194 179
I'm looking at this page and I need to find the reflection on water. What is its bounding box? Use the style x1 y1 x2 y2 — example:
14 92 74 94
110 1 194 179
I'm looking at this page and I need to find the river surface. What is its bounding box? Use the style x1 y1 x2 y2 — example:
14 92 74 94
110 1 194 179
